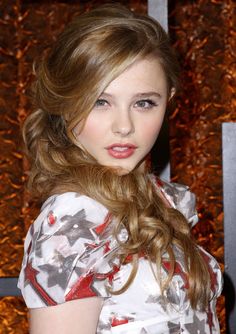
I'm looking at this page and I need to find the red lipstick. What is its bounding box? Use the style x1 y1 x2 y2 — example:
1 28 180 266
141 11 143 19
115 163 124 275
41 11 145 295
106 143 137 159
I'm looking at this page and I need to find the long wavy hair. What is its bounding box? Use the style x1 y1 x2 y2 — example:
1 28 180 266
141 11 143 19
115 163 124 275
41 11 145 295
23 4 211 310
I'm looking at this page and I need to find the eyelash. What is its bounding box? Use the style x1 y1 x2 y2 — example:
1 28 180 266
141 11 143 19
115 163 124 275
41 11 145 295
93 98 158 109
135 99 158 109
94 99 109 107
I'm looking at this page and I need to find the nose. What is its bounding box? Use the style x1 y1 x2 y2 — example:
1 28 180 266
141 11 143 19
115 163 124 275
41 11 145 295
112 109 134 137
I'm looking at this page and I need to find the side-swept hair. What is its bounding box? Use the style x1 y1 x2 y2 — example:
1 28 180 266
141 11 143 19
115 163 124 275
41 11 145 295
23 4 210 310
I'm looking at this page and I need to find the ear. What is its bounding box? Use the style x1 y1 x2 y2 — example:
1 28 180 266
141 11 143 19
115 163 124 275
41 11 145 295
169 87 176 101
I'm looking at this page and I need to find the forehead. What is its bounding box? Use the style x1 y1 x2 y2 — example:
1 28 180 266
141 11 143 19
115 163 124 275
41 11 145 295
103 57 168 95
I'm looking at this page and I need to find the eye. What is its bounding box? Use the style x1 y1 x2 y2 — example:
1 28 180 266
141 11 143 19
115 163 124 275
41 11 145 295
94 99 109 108
134 99 157 110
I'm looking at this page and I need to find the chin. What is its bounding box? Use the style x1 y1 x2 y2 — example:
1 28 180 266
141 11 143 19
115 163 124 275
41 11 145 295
118 168 132 175
99 158 143 175
103 162 135 175
114 163 144 175
110 165 133 175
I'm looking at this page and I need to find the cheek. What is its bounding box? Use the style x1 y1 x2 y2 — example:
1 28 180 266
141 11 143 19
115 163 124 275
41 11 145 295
75 118 103 143
140 120 164 144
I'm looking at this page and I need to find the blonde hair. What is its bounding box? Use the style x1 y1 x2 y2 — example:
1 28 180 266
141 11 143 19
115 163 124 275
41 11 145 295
23 4 211 309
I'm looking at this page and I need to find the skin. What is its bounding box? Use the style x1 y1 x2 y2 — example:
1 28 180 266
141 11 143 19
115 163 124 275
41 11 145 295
73 57 171 174
29 56 172 333
29 298 103 334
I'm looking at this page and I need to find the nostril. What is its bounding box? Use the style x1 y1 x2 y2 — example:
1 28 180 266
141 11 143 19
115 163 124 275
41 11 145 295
112 116 134 136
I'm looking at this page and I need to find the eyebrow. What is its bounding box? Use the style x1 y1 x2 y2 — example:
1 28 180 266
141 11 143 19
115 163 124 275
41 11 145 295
133 92 162 99
100 92 162 99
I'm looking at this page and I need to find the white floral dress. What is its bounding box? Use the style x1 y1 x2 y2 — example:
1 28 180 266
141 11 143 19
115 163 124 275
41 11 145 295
18 176 222 333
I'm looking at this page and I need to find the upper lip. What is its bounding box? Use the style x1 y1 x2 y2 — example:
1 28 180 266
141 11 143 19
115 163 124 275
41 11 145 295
105 143 137 149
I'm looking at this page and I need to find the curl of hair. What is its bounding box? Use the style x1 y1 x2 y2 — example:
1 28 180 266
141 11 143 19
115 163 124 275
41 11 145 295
23 4 211 310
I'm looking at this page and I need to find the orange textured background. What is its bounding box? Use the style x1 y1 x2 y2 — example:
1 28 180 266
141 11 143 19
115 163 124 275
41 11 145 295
169 2 235 332
1 0 235 332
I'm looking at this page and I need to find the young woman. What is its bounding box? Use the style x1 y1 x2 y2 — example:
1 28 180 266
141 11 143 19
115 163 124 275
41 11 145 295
18 4 222 334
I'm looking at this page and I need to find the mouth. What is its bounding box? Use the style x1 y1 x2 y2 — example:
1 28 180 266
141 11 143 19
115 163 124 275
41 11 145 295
105 143 137 159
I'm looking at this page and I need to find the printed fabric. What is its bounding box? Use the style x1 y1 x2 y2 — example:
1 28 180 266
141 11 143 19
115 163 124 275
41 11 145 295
18 176 222 333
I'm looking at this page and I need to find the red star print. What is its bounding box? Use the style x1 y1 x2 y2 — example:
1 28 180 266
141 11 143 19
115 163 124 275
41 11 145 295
25 260 40 284
123 254 133 264
66 272 97 301
123 251 146 265
95 212 112 235
199 250 219 333
27 241 32 255
94 265 120 284
206 306 214 334
25 260 57 306
103 241 111 254
155 177 164 187
47 211 57 226
66 265 121 301
111 317 129 327
84 242 99 249
84 241 111 253
200 250 218 293
162 260 189 289
107 265 120 284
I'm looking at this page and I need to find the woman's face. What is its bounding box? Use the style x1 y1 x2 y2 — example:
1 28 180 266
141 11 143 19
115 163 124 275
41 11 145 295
73 57 170 173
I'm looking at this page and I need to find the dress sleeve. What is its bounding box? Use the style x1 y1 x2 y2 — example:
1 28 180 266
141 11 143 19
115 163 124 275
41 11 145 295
18 192 116 308
151 176 199 227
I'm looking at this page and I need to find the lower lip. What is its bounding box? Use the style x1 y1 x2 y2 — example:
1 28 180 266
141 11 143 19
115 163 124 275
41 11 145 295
107 147 136 159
